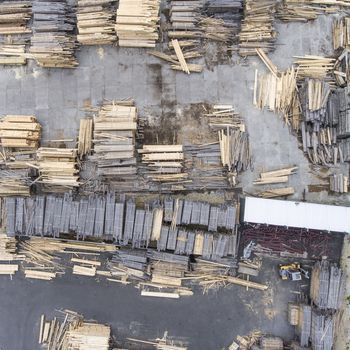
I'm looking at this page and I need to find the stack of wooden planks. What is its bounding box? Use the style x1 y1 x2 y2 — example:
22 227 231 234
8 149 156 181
116 0 160 47
0 1 31 65
37 148 80 189
39 310 110 350
139 144 187 183
294 55 336 80
0 115 41 149
0 235 23 276
257 187 295 198
128 332 188 349
0 170 31 196
92 100 137 178
330 173 348 193
277 1 323 22
254 166 298 185
77 118 93 159
30 0 78 68
77 0 116 45
333 17 350 50
239 0 276 56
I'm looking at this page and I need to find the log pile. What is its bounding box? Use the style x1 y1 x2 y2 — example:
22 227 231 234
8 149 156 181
329 173 348 193
238 0 276 56
37 148 80 190
139 144 187 184
30 0 78 68
77 118 93 159
77 0 116 45
39 310 110 350
0 1 31 65
92 100 137 179
0 115 41 149
116 0 160 48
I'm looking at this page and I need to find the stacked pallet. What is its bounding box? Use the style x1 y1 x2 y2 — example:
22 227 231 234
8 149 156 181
238 0 276 56
330 173 348 193
0 115 41 149
139 144 187 184
77 118 93 159
30 0 78 68
0 1 31 65
77 0 116 45
39 310 110 350
333 17 350 50
37 148 79 189
116 0 160 47
92 100 137 178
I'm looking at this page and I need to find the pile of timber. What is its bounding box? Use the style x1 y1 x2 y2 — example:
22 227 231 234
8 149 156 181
296 304 312 347
37 148 79 190
310 260 343 310
127 332 188 350
0 1 31 65
294 55 336 80
39 310 110 350
92 100 137 180
334 48 350 87
0 235 23 275
253 166 298 185
139 144 187 184
149 38 203 74
333 17 350 51
77 118 93 159
256 187 295 198
0 115 41 149
30 0 78 68
116 0 160 48
238 0 276 56
330 173 348 193
77 0 116 45
310 310 334 350
288 303 300 326
277 1 323 22
0 170 31 196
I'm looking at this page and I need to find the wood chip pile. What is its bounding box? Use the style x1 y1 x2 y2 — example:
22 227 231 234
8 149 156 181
116 0 160 47
77 0 116 45
239 0 276 56
92 100 137 180
37 148 79 190
0 1 31 65
30 0 78 68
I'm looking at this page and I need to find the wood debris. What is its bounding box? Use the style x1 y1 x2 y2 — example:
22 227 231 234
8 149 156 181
253 166 298 185
30 0 78 68
116 0 160 47
127 331 188 349
77 118 93 159
39 310 110 350
37 148 80 190
329 173 348 193
77 0 116 45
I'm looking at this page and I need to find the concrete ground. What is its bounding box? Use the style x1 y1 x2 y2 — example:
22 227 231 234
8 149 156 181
0 257 303 350
0 11 348 350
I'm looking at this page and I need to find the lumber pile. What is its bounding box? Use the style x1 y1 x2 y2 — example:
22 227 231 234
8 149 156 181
310 260 343 310
277 1 323 22
168 0 201 34
296 304 312 347
77 118 93 159
330 173 348 193
310 310 334 350
139 144 188 184
257 187 295 198
253 166 298 185
238 0 276 56
127 331 188 349
37 148 79 190
30 0 78 68
0 170 31 196
77 0 116 45
261 337 283 350
333 17 350 50
116 0 160 48
39 310 110 350
92 100 137 180
236 330 262 349
0 1 31 65
293 55 336 80
0 115 41 149
0 235 22 261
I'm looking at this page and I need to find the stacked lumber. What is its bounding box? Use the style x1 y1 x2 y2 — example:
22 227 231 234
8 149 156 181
139 144 187 184
77 118 93 159
39 310 110 350
310 310 334 350
296 304 311 347
288 303 300 326
334 48 350 87
261 337 283 350
330 173 348 193
30 0 78 68
0 263 18 275
253 166 298 185
236 331 262 350
277 1 323 22
0 1 31 65
333 17 350 50
0 115 41 149
168 0 201 34
37 148 79 189
92 100 137 179
293 55 336 80
77 0 116 45
257 187 295 198
116 0 160 48
0 235 23 261
238 0 276 56
0 170 31 196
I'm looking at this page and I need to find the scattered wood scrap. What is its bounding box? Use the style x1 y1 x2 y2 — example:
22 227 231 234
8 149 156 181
253 166 298 185
116 0 160 47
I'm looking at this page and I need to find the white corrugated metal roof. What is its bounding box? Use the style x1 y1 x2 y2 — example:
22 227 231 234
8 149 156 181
243 197 350 234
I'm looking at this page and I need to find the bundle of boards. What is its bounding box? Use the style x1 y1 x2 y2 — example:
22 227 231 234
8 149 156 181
76 0 116 45
116 0 160 47
30 0 78 68
0 1 31 65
